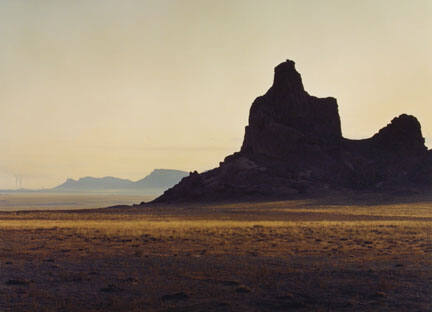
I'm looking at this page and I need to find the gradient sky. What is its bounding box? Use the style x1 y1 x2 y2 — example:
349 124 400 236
0 0 431 189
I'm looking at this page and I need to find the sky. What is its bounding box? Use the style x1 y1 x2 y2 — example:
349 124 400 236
0 0 431 189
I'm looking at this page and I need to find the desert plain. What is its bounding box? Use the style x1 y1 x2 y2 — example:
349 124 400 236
0 195 431 311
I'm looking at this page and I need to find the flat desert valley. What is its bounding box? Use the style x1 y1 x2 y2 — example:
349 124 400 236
0 194 156 212
0 195 431 311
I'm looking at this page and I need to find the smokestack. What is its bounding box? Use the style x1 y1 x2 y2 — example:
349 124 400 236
14 175 23 189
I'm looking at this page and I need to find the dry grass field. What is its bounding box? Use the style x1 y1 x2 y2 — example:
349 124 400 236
0 197 431 311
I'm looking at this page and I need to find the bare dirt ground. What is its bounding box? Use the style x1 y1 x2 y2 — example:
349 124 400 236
0 197 431 311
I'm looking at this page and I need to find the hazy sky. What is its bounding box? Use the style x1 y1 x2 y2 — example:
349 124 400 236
0 0 431 189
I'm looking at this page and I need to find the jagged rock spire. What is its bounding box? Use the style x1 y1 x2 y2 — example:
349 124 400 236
270 60 305 95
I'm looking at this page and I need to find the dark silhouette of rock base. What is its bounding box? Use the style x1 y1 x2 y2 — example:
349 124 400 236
153 60 432 203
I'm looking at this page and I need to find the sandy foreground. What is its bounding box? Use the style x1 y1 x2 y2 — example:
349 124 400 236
0 198 431 311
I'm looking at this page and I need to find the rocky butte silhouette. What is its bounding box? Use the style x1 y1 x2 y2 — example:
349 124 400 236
154 60 432 203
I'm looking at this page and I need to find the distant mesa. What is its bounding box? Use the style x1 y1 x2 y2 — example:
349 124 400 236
154 60 432 203
1 169 188 195
134 169 189 189
52 169 188 194
54 176 134 191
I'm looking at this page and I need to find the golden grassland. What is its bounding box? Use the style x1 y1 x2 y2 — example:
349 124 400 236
0 197 431 311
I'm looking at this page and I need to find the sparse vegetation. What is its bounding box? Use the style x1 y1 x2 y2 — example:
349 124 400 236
0 198 431 311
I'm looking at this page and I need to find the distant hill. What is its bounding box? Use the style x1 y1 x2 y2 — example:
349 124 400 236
1 169 189 195
134 169 190 188
50 169 188 194
53 176 134 191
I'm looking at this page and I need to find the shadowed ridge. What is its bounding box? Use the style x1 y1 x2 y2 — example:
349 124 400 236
152 60 431 203
371 114 427 155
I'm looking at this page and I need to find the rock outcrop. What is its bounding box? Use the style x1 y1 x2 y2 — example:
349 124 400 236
153 60 431 202
242 60 342 158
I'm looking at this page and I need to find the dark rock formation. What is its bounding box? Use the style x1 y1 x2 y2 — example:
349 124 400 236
242 60 341 158
153 60 431 202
